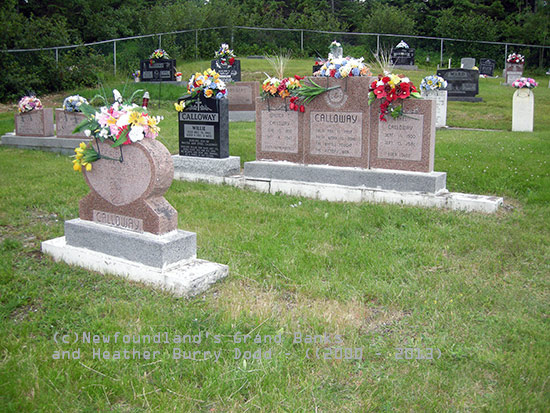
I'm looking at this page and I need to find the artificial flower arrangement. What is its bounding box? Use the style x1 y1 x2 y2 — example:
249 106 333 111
18 96 43 113
214 43 236 65
329 41 343 58
368 73 421 121
62 95 88 112
132 70 140 81
315 56 371 78
420 75 448 92
71 89 163 172
150 49 170 60
512 77 538 89
174 69 227 112
507 53 524 64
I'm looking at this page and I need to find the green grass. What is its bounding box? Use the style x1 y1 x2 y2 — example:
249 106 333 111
0 60 549 411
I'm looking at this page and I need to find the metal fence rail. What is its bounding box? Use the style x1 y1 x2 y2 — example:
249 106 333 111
2 26 549 76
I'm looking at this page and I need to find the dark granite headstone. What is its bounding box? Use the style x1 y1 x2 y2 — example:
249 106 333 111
210 59 241 83
479 59 496 77
390 48 415 66
313 64 323 74
140 59 176 82
178 95 229 158
437 68 482 102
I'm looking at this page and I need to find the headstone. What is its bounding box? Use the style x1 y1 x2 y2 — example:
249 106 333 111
227 82 259 111
304 76 374 168
512 89 534 132
313 64 323 75
140 59 176 82
256 97 304 164
211 59 241 83
390 48 415 66
55 109 87 138
43 136 228 297
420 90 447 128
178 95 229 158
15 109 55 137
460 58 476 69
436 68 482 102
369 98 436 172
79 139 177 235
479 59 496 77
505 63 524 85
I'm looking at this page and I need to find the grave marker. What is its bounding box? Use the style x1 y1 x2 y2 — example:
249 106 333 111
227 82 259 111
437 68 482 102
512 89 534 132
479 59 496 77
140 59 176 82
55 109 87 138
15 109 54 137
211 59 241 83
460 57 476 69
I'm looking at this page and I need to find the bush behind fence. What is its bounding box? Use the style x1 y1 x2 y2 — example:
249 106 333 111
1 26 548 101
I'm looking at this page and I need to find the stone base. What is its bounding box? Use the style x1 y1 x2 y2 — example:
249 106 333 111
42 237 228 298
64 219 195 268
1 133 90 155
447 96 483 102
229 111 255 122
243 177 502 213
244 161 447 194
173 155 241 179
393 65 419 71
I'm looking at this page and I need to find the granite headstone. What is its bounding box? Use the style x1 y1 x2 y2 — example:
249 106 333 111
227 82 259 111
211 59 241 83
55 109 87 138
390 48 415 66
178 95 229 158
369 98 436 172
460 58 476 69
479 59 496 77
505 63 524 85
15 109 55 137
140 59 176 82
437 68 482 102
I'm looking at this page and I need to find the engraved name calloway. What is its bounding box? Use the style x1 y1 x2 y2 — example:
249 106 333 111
313 113 358 123
93 210 144 233
179 112 219 122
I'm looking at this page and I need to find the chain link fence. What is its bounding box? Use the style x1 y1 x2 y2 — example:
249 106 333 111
1 26 548 99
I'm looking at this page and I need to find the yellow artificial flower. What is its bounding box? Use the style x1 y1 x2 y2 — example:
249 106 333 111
204 89 213 98
174 101 185 112
128 111 147 126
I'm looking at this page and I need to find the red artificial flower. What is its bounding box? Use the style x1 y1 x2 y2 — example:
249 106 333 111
373 85 386 99
289 102 295 110
299 105 305 113
229 57 235 65
330 69 337 77
294 75 304 80
397 82 410 99
382 76 391 84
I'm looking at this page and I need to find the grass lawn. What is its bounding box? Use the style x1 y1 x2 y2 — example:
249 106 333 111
0 60 549 411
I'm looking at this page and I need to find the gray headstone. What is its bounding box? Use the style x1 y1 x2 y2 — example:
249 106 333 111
461 58 476 70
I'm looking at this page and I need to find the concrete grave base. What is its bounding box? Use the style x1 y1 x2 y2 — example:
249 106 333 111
42 219 228 298
447 97 483 102
172 155 241 178
1 132 90 155
229 111 256 122
244 161 447 194
393 65 419 71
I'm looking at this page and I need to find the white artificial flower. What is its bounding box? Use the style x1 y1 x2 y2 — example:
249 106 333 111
113 89 123 103
116 113 130 128
84 129 91 137
128 125 145 142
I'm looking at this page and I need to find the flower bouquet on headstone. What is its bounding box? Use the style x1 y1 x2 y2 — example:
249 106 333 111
507 53 524 64
261 75 307 111
71 89 163 172
18 96 43 113
368 73 421 121
214 43 235 65
315 56 371 78
329 40 343 59
420 75 447 92
150 49 170 60
63 95 88 112
174 69 227 112
132 70 140 82
512 77 538 89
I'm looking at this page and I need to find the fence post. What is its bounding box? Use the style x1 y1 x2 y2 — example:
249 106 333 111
195 30 198 60
231 28 234 46
113 41 116 77
301 30 304 52
504 44 508 70
440 39 444 67
55 48 59 66
377 35 380 56
159 34 162 49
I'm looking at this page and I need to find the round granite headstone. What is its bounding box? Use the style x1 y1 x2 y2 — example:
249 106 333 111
80 138 177 235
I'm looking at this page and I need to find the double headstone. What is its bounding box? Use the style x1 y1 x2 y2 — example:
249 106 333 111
390 48 415 67
140 59 177 82
436 68 482 102
55 109 87 138
15 109 54 137
479 59 496 77
211 59 241 83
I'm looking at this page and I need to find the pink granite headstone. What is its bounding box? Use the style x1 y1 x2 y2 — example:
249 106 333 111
227 82 259 111
55 109 87 138
15 109 55 137
80 138 177 235
369 98 436 172
303 76 375 168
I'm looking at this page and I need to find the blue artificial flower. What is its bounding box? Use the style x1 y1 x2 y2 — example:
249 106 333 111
352 68 360 76
216 92 224 99
334 71 341 79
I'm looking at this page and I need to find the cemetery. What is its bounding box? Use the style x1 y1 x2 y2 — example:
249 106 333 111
1 13 550 411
